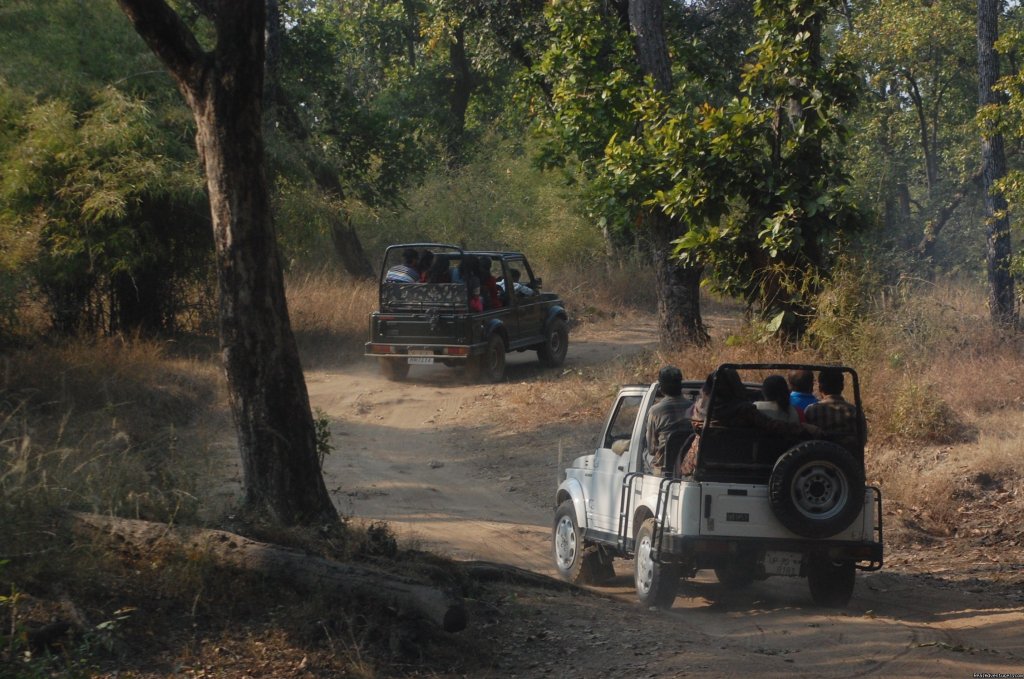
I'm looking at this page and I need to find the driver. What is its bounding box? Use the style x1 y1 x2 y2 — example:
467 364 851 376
644 366 693 476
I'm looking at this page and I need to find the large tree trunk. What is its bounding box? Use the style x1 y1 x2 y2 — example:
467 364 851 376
652 216 709 346
978 0 1016 326
446 22 475 164
628 0 672 92
117 0 337 525
629 0 708 346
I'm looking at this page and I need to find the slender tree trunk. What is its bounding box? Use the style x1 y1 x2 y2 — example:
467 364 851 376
401 0 418 68
978 0 1016 325
446 23 475 164
628 0 708 346
906 75 938 199
117 0 337 525
264 1 373 280
918 169 983 264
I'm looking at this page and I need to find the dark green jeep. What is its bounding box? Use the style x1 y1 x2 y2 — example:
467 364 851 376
365 243 569 382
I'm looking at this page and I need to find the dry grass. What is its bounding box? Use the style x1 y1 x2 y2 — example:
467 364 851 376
550 259 658 322
285 272 378 368
0 330 496 677
0 340 226 551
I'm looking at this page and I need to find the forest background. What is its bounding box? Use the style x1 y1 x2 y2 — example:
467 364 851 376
4 0 1024 675
4 0 1024 345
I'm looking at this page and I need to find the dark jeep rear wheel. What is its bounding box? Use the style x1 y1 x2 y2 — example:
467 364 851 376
537 318 569 367
769 441 864 539
714 563 757 589
379 358 410 381
466 334 506 383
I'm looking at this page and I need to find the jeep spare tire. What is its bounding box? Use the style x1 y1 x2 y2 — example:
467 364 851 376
768 441 864 539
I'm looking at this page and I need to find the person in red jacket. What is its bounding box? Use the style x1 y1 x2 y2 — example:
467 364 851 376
480 256 504 310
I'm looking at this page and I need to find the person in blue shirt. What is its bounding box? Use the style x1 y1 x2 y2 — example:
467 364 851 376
787 369 818 420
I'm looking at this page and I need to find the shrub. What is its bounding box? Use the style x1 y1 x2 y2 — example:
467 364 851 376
878 377 967 444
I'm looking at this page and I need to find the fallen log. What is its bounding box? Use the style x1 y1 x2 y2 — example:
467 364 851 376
461 560 586 591
70 513 467 633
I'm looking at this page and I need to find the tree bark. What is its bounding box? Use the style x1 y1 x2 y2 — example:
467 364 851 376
628 0 708 346
628 0 672 92
446 22 475 164
117 0 337 524
651 215 709 346
72 513 466 632
978 0 1016 326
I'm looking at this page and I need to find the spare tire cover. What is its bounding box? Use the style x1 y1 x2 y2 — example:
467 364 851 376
768 440 865 539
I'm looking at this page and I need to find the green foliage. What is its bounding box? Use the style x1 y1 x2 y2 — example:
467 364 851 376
838 0 981 275
351 139 605 268
0 2 213 338
807 256 883 359
991 23 1024 301
608 0 860 327
533 0 757 253
0 84 210 335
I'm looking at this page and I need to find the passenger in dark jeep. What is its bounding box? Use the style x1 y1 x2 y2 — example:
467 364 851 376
365 243 569 383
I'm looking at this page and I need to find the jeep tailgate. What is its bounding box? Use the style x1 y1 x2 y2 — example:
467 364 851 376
370 313 474 346
699 483 872 541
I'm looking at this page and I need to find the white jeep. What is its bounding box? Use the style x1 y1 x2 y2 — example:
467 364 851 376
552 363 883 608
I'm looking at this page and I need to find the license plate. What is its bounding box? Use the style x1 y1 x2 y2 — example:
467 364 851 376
763 550 802 576
407 356 434 364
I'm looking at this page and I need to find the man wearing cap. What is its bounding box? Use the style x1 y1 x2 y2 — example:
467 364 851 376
644 366 694 476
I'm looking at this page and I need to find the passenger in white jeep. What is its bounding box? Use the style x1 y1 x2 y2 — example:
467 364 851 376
680 368 821 476
644 366 693 476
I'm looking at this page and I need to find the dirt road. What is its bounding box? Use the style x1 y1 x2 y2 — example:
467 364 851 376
306 321 1024 678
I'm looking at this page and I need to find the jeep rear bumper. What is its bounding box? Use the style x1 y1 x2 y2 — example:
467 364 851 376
658 534 883 571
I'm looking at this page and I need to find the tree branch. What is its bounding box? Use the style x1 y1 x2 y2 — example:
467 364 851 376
918 168 983 257
116 0 206 96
